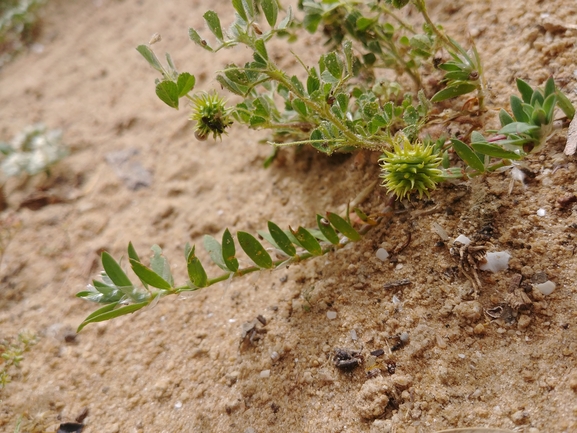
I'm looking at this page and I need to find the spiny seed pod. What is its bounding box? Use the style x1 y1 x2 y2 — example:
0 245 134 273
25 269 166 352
379 134 443 200
190 92 233 140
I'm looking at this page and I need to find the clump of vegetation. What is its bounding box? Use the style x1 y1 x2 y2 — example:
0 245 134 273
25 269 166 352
0 0 45 68
0 330 38 390
0 124 67 178
76 0 575 331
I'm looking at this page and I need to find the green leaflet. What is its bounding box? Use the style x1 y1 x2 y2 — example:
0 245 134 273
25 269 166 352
325 212 361 242
431 83 477 102
260 0 278 27
77 301 149 333
101 252 132 288
204 235 229 272
186 244 208 288
156 81 179 109
222 229 239 272
130 259 172 290
451 139 485 172
316 214 339 245
237 231 274 269
267 221 297 257
291 226 322 256
203 10 224 42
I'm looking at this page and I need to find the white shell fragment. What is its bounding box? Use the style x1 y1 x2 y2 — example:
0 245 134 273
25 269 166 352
536 208 546 217
454 234 471 245
260 369 271 378
326 311 337 320
479 251 511 273
376 248 389 261
534 280 556 295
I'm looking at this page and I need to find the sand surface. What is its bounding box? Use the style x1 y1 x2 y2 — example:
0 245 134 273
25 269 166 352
1 0 577 432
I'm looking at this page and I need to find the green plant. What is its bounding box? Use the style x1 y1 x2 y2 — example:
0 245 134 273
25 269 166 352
0 330 38 390
0 0 45 68
76 209 390 331
76 0 575 330
0 123 68 178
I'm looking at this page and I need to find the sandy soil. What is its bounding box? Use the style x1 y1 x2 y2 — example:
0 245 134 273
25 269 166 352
1 0 576 432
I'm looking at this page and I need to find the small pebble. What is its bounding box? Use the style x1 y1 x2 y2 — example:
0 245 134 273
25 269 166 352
376 248 389 261
517 314 531 329
473 324 486 335
534 280 555 295
270 351 280 362
327 311 337 320
260 370 271 378
536 208 546 217
351 329 358 341
174 401 183 409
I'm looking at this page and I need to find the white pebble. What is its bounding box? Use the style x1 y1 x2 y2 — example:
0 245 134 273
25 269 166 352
534 280 556 295
260 369 271 378
270 351 280 361
174 401 183 409
458 354 466 359
350 329 358 341
537 208 546 217
327 311 337 320
395 263 403 270
479 251 511 273
399 332 409 343
376 248 389 261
